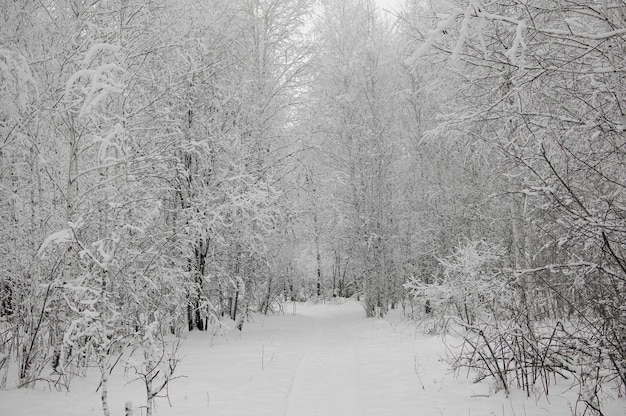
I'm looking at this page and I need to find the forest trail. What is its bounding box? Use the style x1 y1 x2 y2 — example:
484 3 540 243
161 299 440 416
283 304 361 415
2 299 617 416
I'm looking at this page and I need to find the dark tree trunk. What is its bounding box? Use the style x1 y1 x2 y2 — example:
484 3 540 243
316 256 322 297
194 298 204 331
231 289 239 322
262 276 273 315
187 302 193 331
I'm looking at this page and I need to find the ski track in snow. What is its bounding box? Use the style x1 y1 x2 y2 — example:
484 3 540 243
284 312 360 415
1 300 625 416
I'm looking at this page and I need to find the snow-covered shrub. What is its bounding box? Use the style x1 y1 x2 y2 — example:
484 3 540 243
450 317 624 412
408 238 625 409
405 239 511 332
126 313 181 416
450 320 561 398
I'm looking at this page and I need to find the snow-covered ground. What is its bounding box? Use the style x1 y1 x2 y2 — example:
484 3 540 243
1 299 624 415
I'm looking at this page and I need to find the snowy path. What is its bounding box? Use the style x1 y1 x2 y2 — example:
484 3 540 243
164 300 477 416
1 299 624 415
283 308 361 415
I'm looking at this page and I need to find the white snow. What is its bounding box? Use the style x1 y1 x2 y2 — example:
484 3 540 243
37 228 75 258
0 300 624 415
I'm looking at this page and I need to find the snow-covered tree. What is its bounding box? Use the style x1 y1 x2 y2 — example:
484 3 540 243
402 0 626 406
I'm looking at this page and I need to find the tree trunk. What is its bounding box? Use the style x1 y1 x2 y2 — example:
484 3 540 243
314 211 322 297
101 368 110 416
187 301 194 331
231 287 239 322
262 275 273 315
145 381 153 416
194 297 204 331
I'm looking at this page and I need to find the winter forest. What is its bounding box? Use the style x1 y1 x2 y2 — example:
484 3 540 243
0 0 625 415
